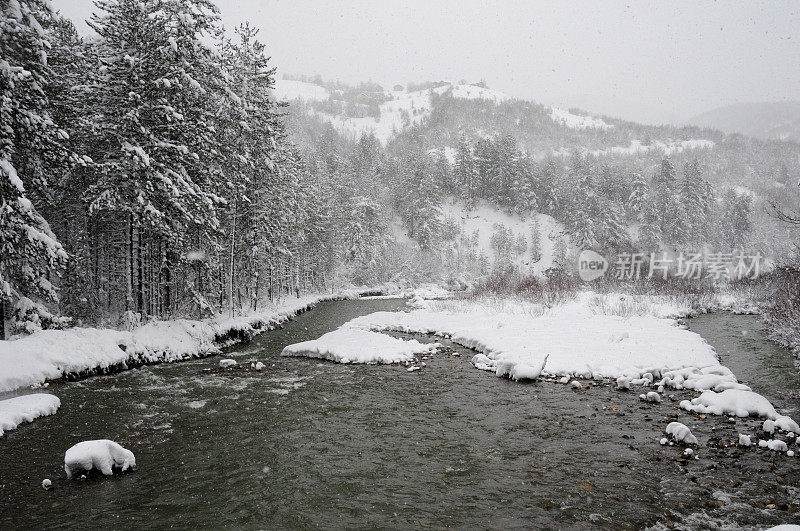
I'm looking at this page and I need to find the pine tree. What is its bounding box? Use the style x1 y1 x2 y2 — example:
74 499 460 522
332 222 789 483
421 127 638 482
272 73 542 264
0 0 69 338
453 133 475 203
681 159 707 244
626 170 647 219
87 0 226 317
530 218 542 262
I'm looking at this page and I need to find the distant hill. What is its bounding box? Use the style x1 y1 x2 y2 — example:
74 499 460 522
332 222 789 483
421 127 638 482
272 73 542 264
688 101 800 142
276 76 800 257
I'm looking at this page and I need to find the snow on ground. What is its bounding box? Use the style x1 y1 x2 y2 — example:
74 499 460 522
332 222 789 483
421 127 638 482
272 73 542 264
280 82 509 144
550 107 613 130
282 290 799 447
439 198 562 274
0 393 60 437
0 289 380 393
584 138 715 158
271 79 330 102
64 439 135 479
449 84 509 103
281 328 438 364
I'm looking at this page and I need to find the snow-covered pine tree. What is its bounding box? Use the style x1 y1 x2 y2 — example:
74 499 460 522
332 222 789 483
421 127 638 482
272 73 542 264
530 218 542 262
626 170 647 219
0 0 69 338
453 133 475 204
681 159 708 245
87 0 226 318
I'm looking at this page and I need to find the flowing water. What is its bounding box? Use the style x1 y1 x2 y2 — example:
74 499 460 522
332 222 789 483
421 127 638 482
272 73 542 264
1 300 799 529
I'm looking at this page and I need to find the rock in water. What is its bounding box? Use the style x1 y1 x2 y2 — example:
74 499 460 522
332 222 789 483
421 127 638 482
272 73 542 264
64 440 136 479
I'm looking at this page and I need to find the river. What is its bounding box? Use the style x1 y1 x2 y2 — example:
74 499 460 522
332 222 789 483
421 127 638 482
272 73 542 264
1 299 798 529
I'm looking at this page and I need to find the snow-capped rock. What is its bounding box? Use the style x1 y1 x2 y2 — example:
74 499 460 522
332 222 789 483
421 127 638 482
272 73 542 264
64 440 136 479
665 422 698 445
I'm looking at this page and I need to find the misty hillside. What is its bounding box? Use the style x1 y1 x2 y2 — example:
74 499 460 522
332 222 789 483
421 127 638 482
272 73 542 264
688 101 800 142
275 77 800 258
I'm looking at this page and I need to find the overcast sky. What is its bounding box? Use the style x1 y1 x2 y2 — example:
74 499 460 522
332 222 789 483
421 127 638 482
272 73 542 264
57 0 800 125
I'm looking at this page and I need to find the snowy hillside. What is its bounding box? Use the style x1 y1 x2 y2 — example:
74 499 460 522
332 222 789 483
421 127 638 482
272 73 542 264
550 107 613 130
550 138 716 159
271 79 330 101
688 101 800 142
274 79 613 144
439 199 564 275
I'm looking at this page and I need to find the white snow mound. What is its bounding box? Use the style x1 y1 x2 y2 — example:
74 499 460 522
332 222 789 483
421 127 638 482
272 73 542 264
665 422 698 445
680 389 800 433
281 328 436 364
64 439 136 479
0 393 61 437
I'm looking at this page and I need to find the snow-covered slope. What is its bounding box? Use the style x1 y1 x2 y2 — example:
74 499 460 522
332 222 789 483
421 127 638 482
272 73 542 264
439 198 563 274
319 84 511 144
550 107 613 130
275 79 609 143
272 79 329 101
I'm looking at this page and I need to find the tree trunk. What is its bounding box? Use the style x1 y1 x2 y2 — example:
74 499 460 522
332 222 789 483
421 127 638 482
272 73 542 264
136 220 144 317
228 197 236 318
127 213 134 313
0 297 6 341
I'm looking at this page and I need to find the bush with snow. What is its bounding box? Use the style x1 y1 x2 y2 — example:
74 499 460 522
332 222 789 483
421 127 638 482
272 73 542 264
665 422 698 445
12 297 71 335
64 440 136 479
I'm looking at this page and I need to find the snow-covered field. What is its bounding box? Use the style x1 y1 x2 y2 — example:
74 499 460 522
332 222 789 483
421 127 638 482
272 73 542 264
0 289 385 394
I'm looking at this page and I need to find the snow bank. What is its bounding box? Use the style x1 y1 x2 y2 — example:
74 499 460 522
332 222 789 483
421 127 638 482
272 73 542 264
680 389 800 433
0 394 60 437
281 328 437 364
0 290 382 393
64 440 136 479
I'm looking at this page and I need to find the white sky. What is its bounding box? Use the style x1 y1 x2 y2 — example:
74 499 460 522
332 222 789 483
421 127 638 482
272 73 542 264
56 0 800 125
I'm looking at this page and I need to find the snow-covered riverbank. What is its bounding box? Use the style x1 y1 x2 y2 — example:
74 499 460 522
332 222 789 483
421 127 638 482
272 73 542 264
0 287 400 394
